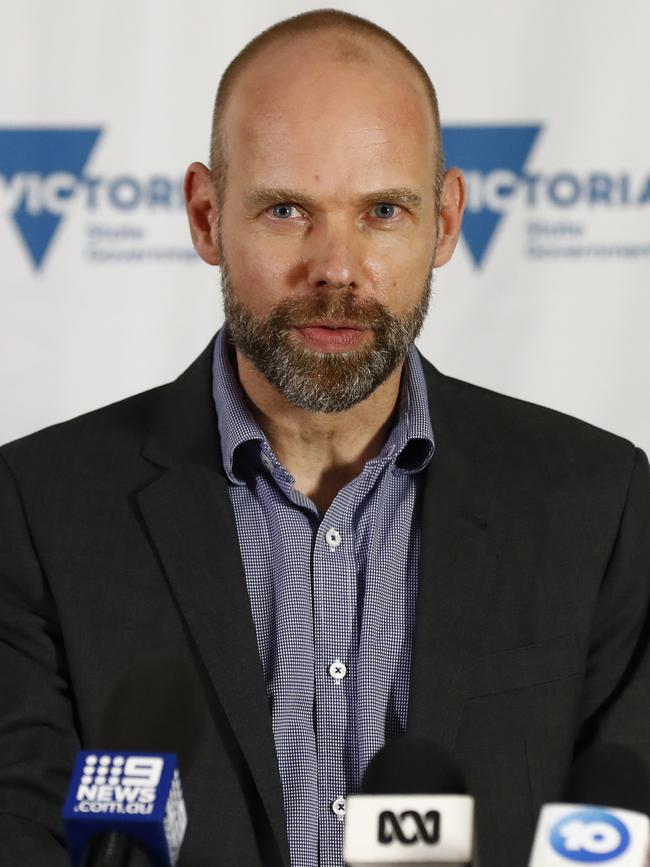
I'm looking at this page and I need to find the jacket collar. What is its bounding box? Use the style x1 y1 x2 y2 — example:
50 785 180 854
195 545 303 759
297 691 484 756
408 355 501 751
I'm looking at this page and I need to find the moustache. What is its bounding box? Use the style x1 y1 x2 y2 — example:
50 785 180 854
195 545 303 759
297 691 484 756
268 291 391 330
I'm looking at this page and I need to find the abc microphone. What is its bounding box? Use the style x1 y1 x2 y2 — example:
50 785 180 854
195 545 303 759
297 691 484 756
528 744 650 866
344 737 475 866
62 655 205 866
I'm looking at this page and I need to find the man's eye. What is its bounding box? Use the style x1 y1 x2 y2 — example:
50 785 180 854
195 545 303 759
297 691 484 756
372 203 400 219
270 204 297 219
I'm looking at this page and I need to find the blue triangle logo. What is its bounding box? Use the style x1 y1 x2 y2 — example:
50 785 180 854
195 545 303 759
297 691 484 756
442 125 542 267
0 128 102 269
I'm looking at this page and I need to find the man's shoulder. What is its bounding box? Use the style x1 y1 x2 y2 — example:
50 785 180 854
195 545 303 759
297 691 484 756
0 382 169 485
420 354 641 485
1 339 217 483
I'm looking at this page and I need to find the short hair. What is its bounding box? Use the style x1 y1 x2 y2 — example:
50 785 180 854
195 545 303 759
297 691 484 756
209 8 445 210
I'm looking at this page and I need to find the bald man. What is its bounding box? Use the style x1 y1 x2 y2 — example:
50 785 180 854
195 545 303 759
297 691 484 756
1 10 649 867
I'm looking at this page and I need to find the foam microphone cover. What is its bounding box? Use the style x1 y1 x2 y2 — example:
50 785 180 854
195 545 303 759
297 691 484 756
346 739 474 866
360 736 467 795
563 743 650 814
93 655 206 777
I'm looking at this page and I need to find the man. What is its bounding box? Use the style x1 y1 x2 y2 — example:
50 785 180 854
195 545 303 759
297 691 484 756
0 9 648 867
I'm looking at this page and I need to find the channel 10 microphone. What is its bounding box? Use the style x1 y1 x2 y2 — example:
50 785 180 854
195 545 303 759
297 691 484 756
344 737 475 866
63 655 206 867
528 744 650 866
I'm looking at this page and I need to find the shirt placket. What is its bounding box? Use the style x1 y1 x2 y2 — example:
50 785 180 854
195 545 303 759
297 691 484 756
313 496 355 867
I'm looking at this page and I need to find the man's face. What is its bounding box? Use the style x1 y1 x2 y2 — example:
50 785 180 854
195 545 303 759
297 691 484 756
216 35 441 412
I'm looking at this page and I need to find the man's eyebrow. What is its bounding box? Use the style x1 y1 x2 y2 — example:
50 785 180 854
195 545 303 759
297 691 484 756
242 188 316 211
363 188 423 209
242 186 423 211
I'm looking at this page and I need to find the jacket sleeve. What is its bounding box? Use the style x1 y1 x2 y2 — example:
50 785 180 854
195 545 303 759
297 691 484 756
574 446 650 802
0 451 78 864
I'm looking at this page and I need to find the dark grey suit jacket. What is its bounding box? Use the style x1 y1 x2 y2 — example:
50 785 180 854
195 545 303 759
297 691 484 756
0 340 648 867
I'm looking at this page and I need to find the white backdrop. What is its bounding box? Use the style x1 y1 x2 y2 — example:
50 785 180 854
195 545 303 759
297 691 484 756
2 0 649 452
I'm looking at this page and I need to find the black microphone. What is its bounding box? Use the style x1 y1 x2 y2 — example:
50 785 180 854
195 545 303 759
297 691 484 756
528 744 650 866
344 737 475 866
63 655 206 867
361 737 467 797
563 744 650 814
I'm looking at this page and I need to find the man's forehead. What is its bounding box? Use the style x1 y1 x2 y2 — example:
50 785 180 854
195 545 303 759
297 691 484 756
223 29 432 136
227 101 434 199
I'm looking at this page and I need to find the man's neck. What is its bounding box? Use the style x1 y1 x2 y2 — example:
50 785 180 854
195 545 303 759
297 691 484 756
235 350 404 512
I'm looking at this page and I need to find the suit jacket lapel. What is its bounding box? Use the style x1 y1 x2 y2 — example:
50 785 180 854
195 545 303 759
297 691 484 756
408 357 501 752
135 341 290 865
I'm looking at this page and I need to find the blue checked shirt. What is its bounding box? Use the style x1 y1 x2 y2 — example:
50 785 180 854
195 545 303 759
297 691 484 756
212 327 434 867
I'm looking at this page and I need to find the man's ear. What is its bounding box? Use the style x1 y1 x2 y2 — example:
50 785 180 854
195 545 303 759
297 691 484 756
184 161 222 265
434 167 466 268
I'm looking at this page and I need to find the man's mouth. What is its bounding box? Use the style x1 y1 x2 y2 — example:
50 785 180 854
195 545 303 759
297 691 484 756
293 322 371 352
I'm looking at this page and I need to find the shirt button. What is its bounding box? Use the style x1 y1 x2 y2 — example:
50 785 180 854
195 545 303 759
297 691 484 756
325 527 341 549
261 452 274 472
329 659 347 681
331 797 346 820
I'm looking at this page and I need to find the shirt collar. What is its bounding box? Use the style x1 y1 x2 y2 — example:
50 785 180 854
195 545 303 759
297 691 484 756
212 327 265 485
383 343 435 475
211 327 435 484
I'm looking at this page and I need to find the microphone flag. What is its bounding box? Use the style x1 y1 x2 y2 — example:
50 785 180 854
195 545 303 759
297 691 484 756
63 750 186 866
344 793 474 866
528 803 650 866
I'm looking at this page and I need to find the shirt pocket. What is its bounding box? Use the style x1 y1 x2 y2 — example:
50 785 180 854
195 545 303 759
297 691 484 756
469 633 582 698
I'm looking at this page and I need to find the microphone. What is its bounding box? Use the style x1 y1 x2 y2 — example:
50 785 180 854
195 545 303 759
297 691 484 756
62 655 206 867
528 744 650 866
344 737 475 866
563 744 650 814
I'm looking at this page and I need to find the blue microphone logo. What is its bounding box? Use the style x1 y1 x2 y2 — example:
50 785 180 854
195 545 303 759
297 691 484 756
550 809 631 862
63 750 186 866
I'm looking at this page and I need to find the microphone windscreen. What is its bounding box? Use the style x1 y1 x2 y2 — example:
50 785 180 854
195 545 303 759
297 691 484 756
564 744 650 814
93 655 206 777
360 736 467 795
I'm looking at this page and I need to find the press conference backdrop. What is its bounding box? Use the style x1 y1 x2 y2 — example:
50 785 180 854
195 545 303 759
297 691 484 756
2 0 649 451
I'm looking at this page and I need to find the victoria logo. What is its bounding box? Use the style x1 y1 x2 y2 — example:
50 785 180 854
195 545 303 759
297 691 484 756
442 124 542 268
0 126 190 272
0 128 102 269
549 809 631 862
442 124 650 268
378 809 440 845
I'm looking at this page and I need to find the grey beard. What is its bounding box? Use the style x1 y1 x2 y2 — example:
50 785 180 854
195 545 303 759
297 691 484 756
221 263 432 413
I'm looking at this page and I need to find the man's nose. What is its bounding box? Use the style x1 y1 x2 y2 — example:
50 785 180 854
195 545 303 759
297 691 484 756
304 218 365 291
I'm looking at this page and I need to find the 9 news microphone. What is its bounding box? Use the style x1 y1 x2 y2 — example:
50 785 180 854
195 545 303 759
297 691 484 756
528 744 650 866
62 656 205 867
344 737 475 866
